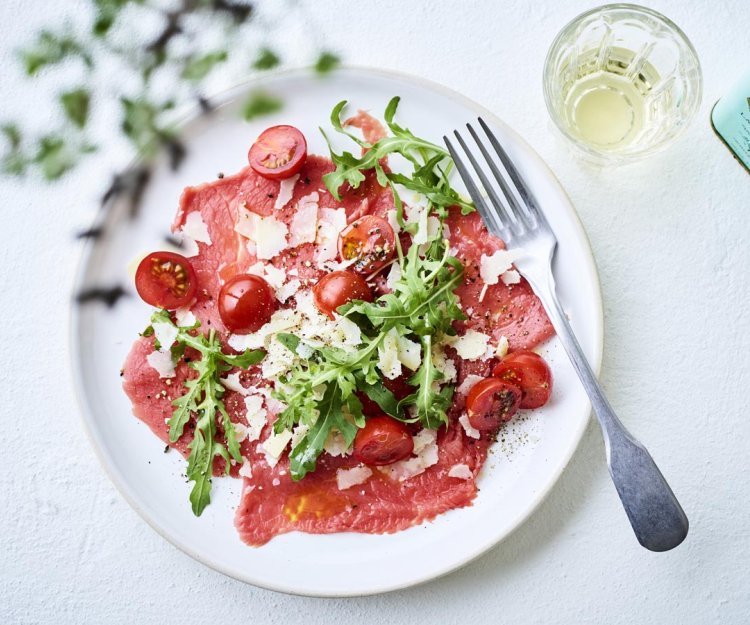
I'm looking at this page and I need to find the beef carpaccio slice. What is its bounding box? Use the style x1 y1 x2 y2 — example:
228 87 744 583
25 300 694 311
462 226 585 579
122 146 553 546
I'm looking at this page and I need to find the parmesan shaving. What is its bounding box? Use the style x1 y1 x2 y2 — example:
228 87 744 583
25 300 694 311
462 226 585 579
274 174 299 210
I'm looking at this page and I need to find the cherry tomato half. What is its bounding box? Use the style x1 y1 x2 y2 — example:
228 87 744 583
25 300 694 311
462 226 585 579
312 270 373 319
218 274 276 334
353 416 414 466
248 125 307 180
466 378 522 431
135 251 197 310
492 350 553 409
338 215 396 275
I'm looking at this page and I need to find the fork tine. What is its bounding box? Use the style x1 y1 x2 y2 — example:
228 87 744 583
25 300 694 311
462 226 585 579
444 135 508 240
477 117 546 228
454 126 522 236
465 122 531 232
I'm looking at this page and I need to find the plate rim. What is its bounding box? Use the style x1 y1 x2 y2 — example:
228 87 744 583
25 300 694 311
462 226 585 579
69 65 604 597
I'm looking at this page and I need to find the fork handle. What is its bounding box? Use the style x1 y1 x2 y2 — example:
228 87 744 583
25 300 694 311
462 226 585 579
533 275 689 551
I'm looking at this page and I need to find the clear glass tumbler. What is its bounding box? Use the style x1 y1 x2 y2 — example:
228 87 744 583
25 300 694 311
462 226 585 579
543 4 702 163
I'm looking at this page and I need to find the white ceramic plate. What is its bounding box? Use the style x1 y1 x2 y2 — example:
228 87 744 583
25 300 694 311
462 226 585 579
71 67 603 597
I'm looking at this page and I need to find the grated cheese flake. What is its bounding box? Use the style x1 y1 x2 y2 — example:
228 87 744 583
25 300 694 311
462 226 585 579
336 465 373 490
448 464 473 480
448 329 491 360
274 174 299 210
480 249 516 285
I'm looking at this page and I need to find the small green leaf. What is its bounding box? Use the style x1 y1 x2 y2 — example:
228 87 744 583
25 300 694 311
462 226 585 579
181 50 228 82
242 91 283 121
315 52 340 75
92 0 142 37
220 348 266 368
120 97 173 156
1 124 21 149
276 333 301 353
60 88 90 129
253 48 280 71
21 31 91 76
33 135 77 180
357 376 402 419
1 124 26 175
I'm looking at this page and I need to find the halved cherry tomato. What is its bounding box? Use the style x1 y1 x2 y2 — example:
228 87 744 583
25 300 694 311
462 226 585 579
338 215 396 275
135 251 197 310
492 350 552 409
353 416 414 466
218 274 276 334
312 270 373 319
248 125 307 180
466 378 522 431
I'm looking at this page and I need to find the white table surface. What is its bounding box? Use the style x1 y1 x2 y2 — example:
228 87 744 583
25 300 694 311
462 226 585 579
2 1 749 623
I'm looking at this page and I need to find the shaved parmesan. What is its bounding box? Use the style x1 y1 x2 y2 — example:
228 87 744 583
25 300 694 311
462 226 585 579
448 464 473 480
290 423 309 449
459 413 480 439
235 208 289 260
501 269 521 285
457 374 484 397
276 279 301 303
407 203 429 245
182 211 212 245
174 307 196 327
151 321 177 351
386 261 402 290
378 429 438 482
146 349 175 378
448 330 491 360
378 327 402 379
261 429 292 466
334 315 362 347
323 430 352 457
432 344 457 382
397 334 422 371
289 192 319 245
274 174 299 210
336 465 373 490
386 208 401 234
233 422 249 443
480 250 516 285
221 372 250 395
315 207 347 265
495 335 509 359
244 395 267 442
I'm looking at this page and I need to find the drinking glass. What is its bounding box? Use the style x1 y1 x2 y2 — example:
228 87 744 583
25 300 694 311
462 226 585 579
543 4 702 163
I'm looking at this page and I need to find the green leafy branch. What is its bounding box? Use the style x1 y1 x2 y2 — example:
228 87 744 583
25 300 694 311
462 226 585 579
2 0 341 183
147 309 264 516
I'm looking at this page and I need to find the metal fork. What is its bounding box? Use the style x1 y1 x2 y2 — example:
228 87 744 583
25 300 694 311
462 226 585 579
445 119 689 552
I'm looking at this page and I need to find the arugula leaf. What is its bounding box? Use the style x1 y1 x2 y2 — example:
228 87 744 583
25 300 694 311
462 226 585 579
276 332 301 353
289 384 358 480
274 98 474 477
355 375 402 420
147 309 265 515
